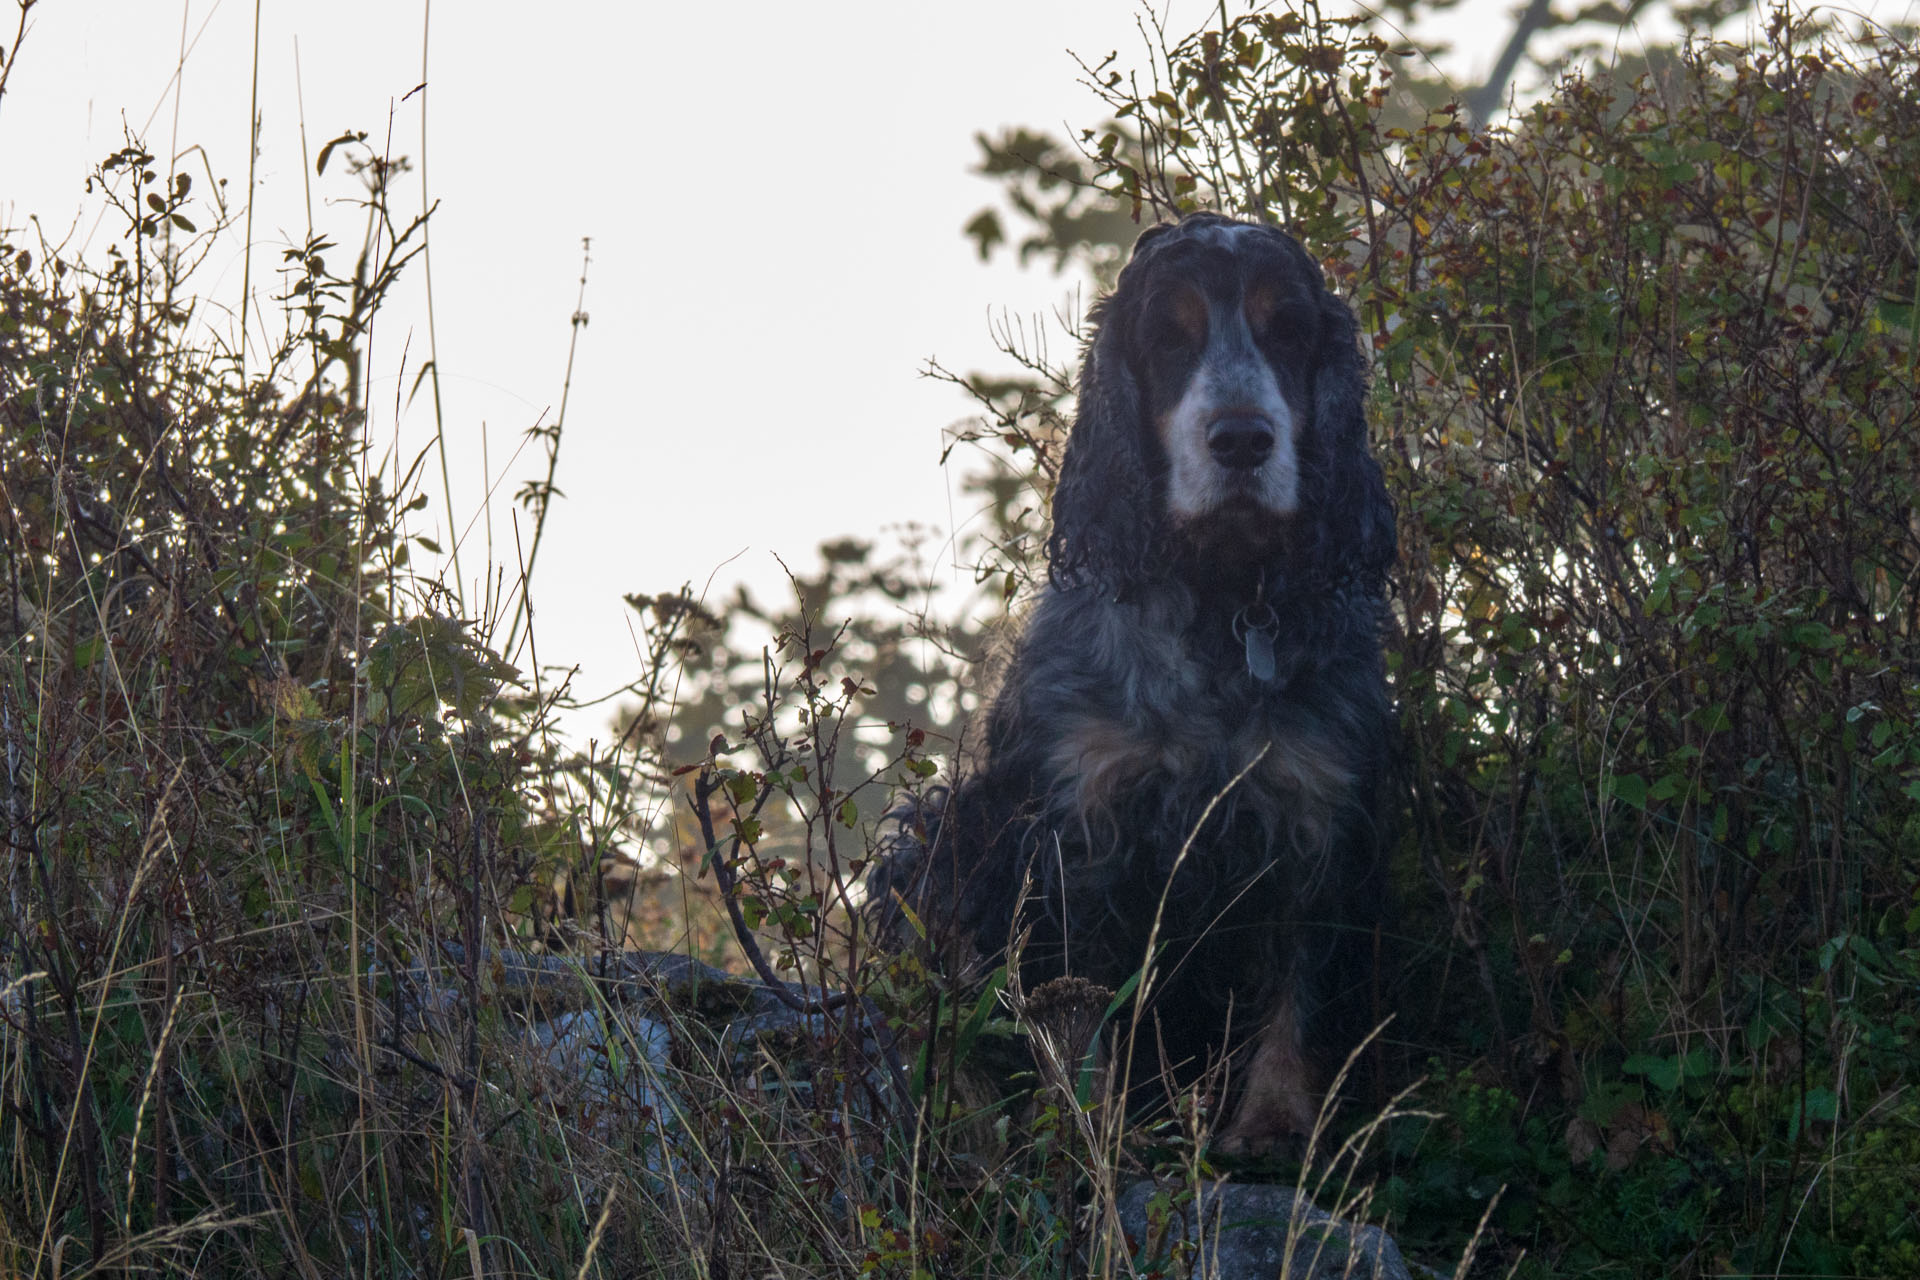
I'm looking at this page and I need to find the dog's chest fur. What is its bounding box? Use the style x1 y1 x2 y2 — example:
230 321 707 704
1022 585 1356 857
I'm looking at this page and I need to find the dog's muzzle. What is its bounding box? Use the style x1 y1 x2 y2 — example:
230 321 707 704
1206 415 1276 471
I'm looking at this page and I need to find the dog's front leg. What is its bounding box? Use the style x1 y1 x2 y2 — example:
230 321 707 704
1211 986 1321 1157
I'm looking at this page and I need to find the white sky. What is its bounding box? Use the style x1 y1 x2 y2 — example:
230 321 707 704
6 0 1902 743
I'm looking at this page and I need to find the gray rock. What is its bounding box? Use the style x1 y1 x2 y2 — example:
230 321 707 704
1117 1178 1413 1280
432 941 768 1019
525 1003 686 1179
528 1007 671 1097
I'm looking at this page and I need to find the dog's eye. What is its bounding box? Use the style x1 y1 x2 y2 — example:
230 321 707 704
1249 291 1311 355
1146 287 1208 352
1245 282 1283 340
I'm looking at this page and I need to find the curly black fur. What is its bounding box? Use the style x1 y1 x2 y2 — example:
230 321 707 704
876 213 1396 1144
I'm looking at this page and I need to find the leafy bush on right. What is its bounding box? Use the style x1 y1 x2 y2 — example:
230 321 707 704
1380 20 1919 1277
969 7 1920 1273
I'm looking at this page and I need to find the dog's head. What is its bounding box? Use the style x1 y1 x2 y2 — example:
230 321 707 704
1048 213 1394 596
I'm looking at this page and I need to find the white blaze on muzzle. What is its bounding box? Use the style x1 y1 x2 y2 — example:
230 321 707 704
1158 303 1299 523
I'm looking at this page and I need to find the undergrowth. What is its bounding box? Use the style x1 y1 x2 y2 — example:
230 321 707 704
4 4 1919 1278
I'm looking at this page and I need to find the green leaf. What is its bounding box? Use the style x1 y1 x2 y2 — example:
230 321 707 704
1692 703 1731 733
954 969 1007 1064
1789 1086 1838 1141
305 771 343 856
1603 772 1648 810
1622 1052 1681 1092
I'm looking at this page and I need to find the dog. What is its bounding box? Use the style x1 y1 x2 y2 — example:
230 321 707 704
877 212 1397 1154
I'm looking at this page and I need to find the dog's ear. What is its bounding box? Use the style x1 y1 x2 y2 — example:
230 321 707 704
1046 230 1173 592
1303 283 1397 588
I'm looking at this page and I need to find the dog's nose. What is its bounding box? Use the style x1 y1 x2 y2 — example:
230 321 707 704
1206 416 1274 470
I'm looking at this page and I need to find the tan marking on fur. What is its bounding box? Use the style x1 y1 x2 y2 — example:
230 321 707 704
1051 715 1163 818
1055 717 1355 839
1243 280 1279 337
1213 987 1320 1156
1240 727 1354 857
1170 284 1209 344
1246 727 1354 800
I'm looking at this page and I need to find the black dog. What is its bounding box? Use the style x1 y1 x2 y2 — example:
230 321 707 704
878 213 1395 1152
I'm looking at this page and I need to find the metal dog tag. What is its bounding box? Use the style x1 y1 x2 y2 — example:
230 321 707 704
1244 621 1277 683
1234 600 1281 684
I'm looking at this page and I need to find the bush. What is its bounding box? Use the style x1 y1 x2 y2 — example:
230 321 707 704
1038 6 1920 1273
947 5 1920 1271
6 6 1919 1276
0 132 569 1271
1389 23 1918 1277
